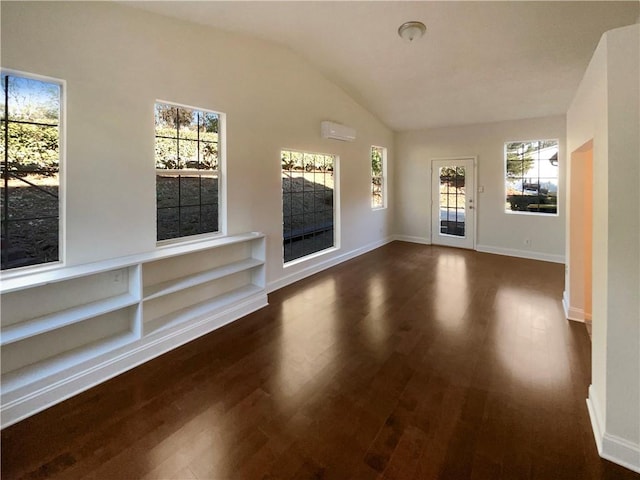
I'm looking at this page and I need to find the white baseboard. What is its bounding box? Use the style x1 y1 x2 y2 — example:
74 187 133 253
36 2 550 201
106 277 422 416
388 238 564 265
602 434 640 473
567 306 588 323
391 234 431 245
588 385 640 474
587 385 605 453
267 236 394 293
0 293 268 429
476 244 565 264
562 290 591 323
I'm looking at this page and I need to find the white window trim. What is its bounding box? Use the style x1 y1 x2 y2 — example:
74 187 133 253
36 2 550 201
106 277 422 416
154 100 227 246
371 145 387 210
0 69 66 275
281 148 340 266
504 138 560 217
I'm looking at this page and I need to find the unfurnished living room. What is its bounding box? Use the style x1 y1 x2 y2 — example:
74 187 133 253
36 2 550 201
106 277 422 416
1 1 639 479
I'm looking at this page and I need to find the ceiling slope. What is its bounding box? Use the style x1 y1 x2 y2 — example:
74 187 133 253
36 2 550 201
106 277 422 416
127 1 639 131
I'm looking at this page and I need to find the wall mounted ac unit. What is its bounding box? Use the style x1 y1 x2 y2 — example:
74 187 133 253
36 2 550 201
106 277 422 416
321 121 356 142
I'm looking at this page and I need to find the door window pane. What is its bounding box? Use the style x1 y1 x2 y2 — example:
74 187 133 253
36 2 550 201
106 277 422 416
439 166 466 237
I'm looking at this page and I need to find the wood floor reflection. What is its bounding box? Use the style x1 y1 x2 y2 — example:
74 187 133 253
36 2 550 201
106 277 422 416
2 242 638 479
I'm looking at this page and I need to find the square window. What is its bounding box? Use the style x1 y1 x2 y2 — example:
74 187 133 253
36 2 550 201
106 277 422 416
156 175 179 208
157 207 179 241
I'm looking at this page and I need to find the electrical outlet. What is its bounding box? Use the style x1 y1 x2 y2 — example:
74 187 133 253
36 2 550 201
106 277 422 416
113 271 122 283
524 238 531 247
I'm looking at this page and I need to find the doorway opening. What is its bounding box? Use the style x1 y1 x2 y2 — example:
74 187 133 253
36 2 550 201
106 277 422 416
568 140 593 336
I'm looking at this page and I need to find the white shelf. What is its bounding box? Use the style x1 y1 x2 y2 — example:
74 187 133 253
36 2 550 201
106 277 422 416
1 330 138 393
0 232 267 428
151 232 264 260
144 284 263 335
0 232 265 294
0 293 139 346
143 258 263 301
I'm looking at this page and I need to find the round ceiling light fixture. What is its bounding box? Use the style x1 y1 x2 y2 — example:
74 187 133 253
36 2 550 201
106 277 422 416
398 21 426 42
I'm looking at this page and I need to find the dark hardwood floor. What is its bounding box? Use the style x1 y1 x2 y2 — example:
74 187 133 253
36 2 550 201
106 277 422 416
2 242 638 479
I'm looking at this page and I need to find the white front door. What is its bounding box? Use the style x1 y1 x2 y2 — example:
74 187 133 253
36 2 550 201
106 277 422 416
431 158 476 249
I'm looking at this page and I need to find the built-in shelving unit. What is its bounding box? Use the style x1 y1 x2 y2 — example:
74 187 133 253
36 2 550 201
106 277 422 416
0 232 267 428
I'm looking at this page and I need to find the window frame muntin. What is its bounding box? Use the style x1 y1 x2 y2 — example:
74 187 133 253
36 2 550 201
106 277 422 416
0 68 66 274
504 138 560 217
154 99 226 246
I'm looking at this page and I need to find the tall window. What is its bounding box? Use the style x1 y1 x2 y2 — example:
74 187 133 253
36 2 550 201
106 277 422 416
371 145 386 209
1 72 62 270
155 102 222 241
282 150 335 263
505 139 559 215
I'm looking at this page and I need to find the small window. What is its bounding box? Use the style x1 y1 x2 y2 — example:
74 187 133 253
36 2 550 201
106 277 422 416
155 102 222 241
505 139 559 215
1 71 62 270
371 145 387 209
282 150 336 263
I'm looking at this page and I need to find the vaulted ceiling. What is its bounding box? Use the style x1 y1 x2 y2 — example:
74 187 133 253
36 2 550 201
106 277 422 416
128 1 638 131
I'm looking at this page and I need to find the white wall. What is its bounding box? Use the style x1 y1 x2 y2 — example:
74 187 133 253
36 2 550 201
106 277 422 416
0 1 394 289
395 116 566 262
567 24 640 473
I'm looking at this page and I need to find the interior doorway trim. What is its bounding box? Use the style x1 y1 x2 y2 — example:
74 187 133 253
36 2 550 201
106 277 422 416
564 139 594 324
